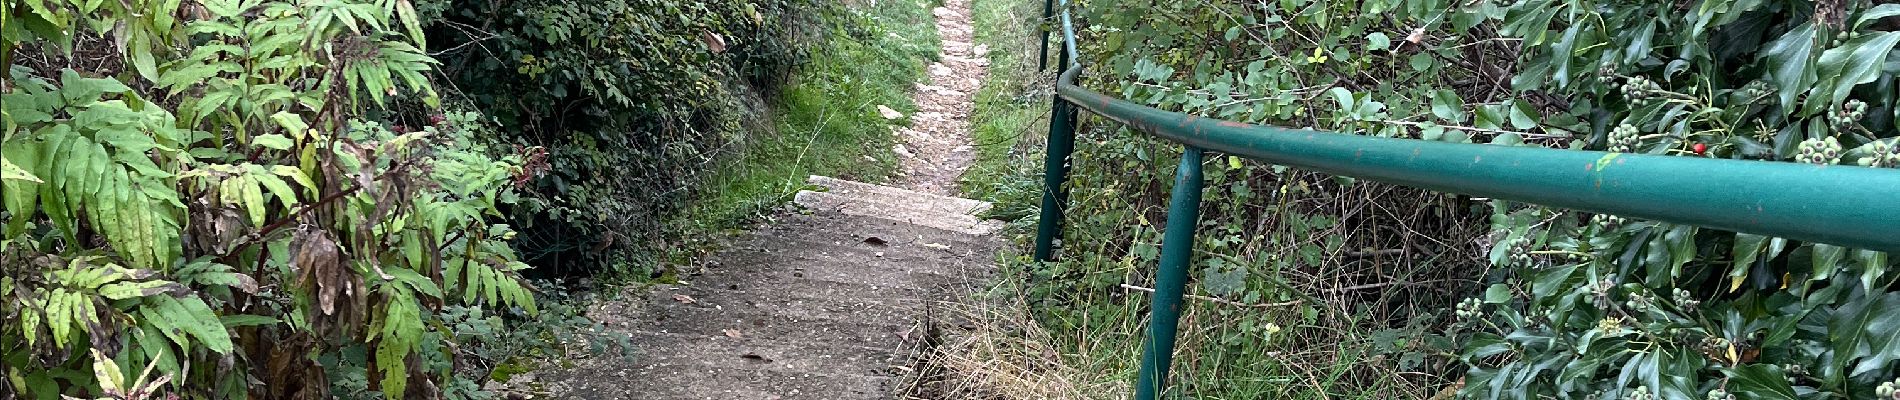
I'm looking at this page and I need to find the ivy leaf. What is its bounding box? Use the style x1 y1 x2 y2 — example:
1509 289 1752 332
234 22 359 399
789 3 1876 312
1854 250 1888 292
1843 292 1900 376
1759 23 1817 114
1807 31 1900 112
1722 364 1798 400
1855 4 1900 30
1729 234 1769 292
1622 20 1656 65
1809 244 1846 282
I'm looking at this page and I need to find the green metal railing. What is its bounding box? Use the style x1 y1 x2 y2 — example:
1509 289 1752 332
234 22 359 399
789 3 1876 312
1031 1 1900 399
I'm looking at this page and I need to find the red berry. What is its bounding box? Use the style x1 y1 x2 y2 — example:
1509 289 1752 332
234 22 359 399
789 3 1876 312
429 114 446 125
392 125 408 134
1693 143 1707 155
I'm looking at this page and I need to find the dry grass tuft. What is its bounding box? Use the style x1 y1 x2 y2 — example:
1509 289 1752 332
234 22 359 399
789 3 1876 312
908 293 1121 400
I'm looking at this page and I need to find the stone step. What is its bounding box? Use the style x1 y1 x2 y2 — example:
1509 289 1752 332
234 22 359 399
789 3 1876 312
619 331 904 378
637 298 919 350
715 234 975 279
792 190 1002 235
807 175 992 215
551 361 889 400
751 208 998 254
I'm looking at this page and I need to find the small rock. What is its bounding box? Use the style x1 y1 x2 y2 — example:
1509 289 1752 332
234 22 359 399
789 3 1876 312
894 144 913 158
932 7 954 18
876 105 904 120
973 44 990 57
952 145 972 153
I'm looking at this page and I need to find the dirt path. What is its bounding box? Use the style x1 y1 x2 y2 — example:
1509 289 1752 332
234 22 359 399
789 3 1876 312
896 0 988 196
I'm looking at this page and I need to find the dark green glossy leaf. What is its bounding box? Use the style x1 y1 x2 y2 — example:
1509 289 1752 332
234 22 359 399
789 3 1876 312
1723 364 1798 400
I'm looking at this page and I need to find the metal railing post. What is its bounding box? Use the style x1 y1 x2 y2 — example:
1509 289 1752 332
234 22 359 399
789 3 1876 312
1032 90 1076 261
1033 23 1078 262
1134 146 1205 400
1038 0 1053 70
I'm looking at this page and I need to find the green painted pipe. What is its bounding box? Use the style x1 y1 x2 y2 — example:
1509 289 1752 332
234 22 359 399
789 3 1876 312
1134 146 1205 400
1038 0 1052 70
1054 66 1900 252
1033 98 1075 262
1033 0 1081 262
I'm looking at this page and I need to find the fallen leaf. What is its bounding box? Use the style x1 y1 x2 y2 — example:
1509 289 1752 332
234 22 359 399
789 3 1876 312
700 30 726 53
672 294 696 304
723 329 742 338
1405 27 1427 44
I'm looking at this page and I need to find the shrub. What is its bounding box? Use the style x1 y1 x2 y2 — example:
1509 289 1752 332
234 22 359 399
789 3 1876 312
418 0 822 276
2 0 542 397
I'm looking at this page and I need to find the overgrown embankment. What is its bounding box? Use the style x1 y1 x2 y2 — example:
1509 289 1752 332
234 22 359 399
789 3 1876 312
425 0 936 280
965 1 1900 399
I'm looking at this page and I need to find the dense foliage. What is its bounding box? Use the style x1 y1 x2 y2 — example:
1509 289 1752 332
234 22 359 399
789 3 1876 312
419 0 822 275
0 0 563 398
1007 0 1900 397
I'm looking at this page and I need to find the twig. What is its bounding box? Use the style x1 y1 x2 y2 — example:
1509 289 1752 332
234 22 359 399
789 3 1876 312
1343 248 1405 258
1119 284 1303 308
1330 278 1475 293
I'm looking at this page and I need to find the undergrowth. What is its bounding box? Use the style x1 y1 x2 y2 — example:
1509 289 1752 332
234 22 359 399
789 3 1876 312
960 0 1049 221
966 0 1900 399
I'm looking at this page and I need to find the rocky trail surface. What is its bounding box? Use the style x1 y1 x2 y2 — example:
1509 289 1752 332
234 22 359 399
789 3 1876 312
527 2 1000 398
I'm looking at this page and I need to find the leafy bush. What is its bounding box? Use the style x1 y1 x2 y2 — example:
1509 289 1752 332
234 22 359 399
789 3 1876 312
419 0 824 276
999 0 1900 397
2 0 548 397
1452 1 1900 399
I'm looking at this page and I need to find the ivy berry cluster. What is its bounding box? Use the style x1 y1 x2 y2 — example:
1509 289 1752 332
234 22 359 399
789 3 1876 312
1624 385 1654 400
1622 76 1661 102
1860 140 1900 168
1795 137 1843 165
1455 297 1485 320
1608 124 1641 153
1829 99 1868 132
1705 388 1734 400
1878 377 1899 399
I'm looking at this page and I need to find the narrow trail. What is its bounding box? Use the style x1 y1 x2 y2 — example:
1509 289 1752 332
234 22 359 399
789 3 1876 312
527 4 1003 398
897 0 988 195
